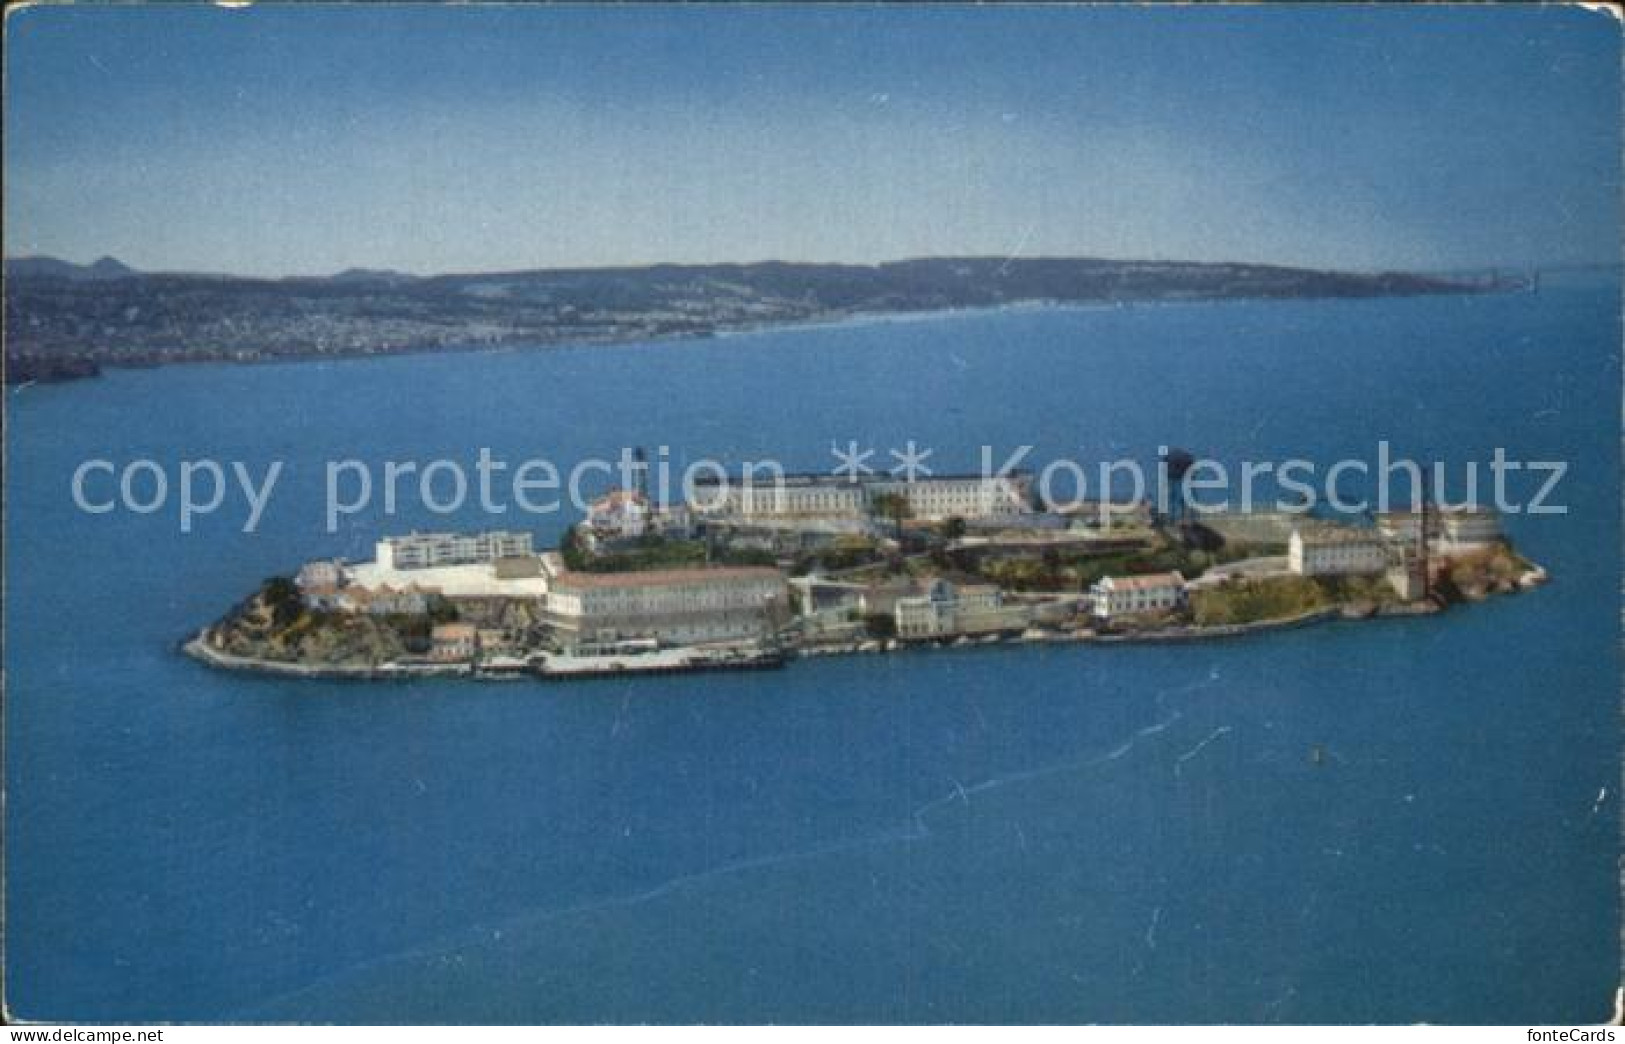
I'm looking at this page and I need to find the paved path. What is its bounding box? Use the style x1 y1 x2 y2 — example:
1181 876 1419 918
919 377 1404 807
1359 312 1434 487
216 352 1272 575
1186 555 1291 588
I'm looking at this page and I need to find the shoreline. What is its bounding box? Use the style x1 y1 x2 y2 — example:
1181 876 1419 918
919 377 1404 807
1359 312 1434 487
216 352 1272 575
180 599 1441 682
181 634 474 680
9 284 1497 389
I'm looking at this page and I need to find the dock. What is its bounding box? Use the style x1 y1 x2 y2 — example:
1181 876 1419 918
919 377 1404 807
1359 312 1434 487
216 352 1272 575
534 645 784 680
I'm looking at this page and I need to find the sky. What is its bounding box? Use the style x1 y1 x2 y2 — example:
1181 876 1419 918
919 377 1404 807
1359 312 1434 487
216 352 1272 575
4 4 1619 277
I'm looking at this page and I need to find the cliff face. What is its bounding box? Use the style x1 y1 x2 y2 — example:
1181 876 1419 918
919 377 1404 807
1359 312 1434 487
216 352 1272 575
209 581 412 667
1435 544 1541 603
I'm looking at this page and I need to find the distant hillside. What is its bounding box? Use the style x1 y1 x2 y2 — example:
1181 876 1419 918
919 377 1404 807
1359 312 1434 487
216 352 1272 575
5 255 139 281
327 267 419 285
3 255 1482 383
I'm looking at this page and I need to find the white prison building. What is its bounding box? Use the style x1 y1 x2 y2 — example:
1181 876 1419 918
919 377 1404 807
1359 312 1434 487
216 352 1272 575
869 475 1034 521
688 472 1032 522
688 474 867 519
375 530 534 570
1288 527 1389 577
543 566 787 651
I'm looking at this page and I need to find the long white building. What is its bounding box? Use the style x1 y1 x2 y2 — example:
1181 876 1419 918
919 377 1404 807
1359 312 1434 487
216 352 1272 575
1288 526 1389 577
688 472 1033 522
543 566 788 651
376 530 534 570
690 474 868 520
1375 504 1503 554
869 475 1033 521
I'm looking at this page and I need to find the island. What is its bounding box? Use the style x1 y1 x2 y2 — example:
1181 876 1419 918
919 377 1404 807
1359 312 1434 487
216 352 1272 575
185 470 1548 681
4 255 1519 384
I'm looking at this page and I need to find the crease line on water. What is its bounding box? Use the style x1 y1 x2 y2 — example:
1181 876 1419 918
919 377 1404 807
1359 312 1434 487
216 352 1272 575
1173 725 1234 778
234 693 1210 1019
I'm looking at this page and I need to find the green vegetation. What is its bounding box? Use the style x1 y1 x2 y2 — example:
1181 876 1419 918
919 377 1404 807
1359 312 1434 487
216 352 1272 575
1189 576 1333 627
863 613 897 640
216 578 410 666
559 525 590 571
969 535 1243 593
792 542 885 576
716 548 779 567
869 491 912 538
261 575 303 628
1190 570 1404 627
569 532 706 572
570 530 781 573
1314 573 1401 607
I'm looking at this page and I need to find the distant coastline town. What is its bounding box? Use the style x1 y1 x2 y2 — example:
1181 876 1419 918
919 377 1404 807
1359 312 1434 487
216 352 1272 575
188 462 1546 681
4 255 1530 385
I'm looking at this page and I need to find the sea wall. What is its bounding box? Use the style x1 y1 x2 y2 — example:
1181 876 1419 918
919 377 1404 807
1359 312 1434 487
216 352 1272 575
182 634 471 680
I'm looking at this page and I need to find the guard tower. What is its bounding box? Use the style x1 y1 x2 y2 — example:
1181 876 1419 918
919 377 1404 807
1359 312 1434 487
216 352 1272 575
631 446 651 500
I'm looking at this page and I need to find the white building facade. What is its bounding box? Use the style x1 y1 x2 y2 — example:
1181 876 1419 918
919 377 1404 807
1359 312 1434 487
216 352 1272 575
1288 528 1389 577
544 566 787 651
870 475 1034 521
893 579 1005 638
585 490 651 540
1090 572 1186 621
1435 506 1502 552
689 474 868 519
296 559 343 591
342 583 434 616
430 623 478 662
688 472 1033 522
376 530 534 570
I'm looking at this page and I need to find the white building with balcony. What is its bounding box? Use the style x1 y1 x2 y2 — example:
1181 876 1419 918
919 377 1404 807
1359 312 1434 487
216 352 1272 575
1090 572 1186 621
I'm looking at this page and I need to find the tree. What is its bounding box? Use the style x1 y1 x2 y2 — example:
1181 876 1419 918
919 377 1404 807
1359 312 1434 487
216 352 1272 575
559 524 588 570
870 491 913 540
943 515 968 542
1040 548 1063 588
863 613 897 639
262 576 302 628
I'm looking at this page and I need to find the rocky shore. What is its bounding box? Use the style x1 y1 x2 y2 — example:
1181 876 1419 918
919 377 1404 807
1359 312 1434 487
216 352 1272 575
186 563 1545 681
186 528 1547 682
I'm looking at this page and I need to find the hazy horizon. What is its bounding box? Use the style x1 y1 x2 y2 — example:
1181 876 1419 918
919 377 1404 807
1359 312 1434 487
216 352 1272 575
14 250 1608 283
6 5 1619 278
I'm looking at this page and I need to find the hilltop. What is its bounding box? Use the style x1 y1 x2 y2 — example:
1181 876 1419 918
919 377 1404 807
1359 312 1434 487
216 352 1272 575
5 255 139 282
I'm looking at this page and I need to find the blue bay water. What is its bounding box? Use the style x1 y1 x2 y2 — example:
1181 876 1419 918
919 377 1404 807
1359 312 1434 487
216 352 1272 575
5 285 1620 1022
